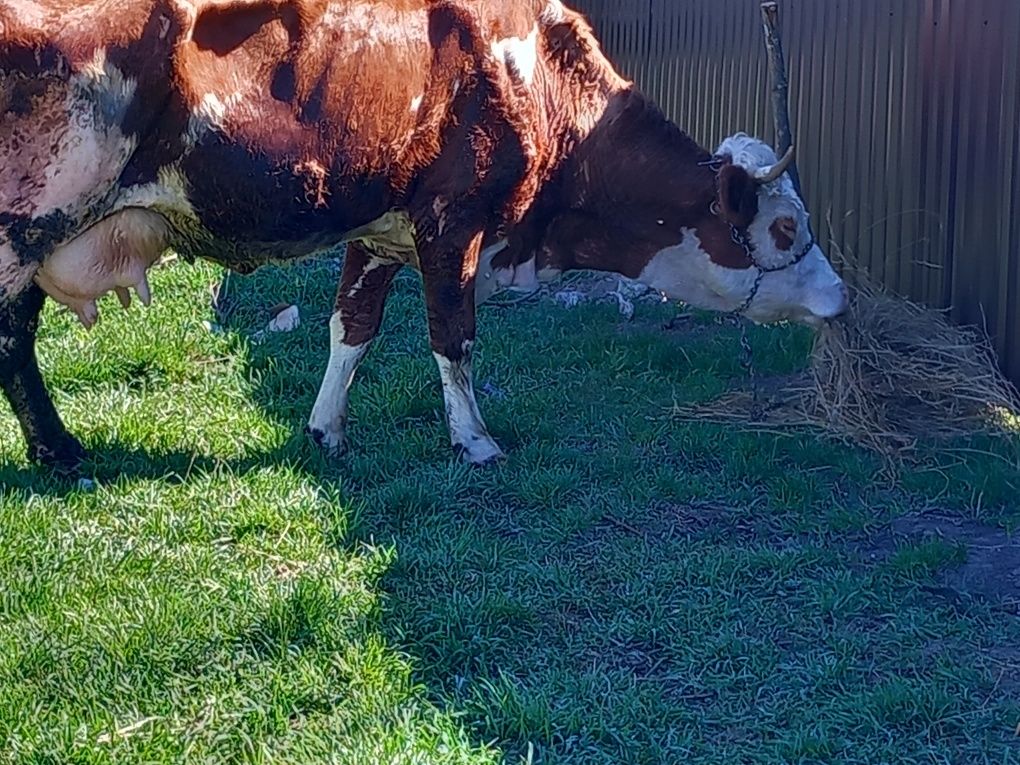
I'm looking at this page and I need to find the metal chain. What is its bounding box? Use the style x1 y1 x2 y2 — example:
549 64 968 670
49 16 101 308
706 156 815 423
731 267 767 317
722 227 811 423
736 318 762 421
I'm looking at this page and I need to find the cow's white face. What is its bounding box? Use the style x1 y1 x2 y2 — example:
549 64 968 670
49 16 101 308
734 182 848 327
639 134 848 326
716 134 848 325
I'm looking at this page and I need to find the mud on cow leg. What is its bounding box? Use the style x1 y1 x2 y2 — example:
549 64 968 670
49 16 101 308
418 228 504 465
306 243 402 455
0 285 86 472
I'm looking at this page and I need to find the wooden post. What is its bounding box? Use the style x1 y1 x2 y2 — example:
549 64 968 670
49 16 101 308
759 1 803 197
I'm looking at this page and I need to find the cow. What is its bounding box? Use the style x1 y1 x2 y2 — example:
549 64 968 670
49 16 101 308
0 0 848 472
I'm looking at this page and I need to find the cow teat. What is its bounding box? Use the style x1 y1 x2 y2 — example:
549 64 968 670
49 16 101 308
33 209 169 328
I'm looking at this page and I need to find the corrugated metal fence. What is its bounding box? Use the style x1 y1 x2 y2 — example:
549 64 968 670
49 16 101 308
574 0 1020 383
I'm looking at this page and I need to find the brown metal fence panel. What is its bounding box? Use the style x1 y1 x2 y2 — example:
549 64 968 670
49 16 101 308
574 0 1020 384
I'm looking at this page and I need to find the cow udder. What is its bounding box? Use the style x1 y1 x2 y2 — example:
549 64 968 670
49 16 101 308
34 209 170 328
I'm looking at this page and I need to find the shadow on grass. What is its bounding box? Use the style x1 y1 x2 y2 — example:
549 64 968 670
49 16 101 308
0 441 289 494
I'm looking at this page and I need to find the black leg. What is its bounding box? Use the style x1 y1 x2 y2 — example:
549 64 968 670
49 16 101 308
0 284 85 472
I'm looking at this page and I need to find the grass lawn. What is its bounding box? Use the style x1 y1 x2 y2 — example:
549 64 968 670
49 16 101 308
2 255 1019 764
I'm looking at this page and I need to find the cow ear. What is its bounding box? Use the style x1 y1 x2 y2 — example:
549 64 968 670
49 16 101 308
717 163 759 228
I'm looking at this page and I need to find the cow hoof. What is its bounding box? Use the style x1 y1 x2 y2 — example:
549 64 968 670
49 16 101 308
30 435 88 475
305 425 346 457
454 437 505 466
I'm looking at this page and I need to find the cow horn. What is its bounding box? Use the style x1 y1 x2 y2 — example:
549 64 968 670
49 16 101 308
754 145 796 184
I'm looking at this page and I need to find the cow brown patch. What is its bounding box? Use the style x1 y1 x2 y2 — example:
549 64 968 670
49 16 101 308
192 2 280 56
335 243 403 346
770 216 796 251
716 162 758 228
694 217 753 270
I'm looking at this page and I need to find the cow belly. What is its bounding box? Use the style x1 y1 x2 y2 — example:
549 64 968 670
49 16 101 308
34 209 169 328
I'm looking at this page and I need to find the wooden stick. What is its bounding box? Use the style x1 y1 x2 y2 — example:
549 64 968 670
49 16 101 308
759 1 803 196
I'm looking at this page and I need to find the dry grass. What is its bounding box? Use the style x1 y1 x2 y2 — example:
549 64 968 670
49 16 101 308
672 265 1020 462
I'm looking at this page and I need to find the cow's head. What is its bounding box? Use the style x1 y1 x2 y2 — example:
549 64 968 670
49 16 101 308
638 133 849 327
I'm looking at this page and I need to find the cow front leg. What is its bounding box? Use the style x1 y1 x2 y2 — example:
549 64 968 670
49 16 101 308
306 243 401 455
419 229 503 465
0 284 86 471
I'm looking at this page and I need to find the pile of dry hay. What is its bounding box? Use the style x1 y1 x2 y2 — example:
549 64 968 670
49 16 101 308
671 266 1020 462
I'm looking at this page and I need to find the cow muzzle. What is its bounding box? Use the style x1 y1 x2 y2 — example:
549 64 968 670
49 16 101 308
798 246 850 325
740 245 850 328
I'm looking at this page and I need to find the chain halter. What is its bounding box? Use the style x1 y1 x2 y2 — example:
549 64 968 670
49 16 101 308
699 152 815 419
701 154 815 318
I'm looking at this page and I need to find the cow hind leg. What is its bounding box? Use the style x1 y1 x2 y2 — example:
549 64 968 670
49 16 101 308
418 228 504 465
0 284 86 471
306 243 402 455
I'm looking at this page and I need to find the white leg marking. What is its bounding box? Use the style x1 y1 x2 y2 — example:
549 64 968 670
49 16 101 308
307 312 369 453
433 345 504 464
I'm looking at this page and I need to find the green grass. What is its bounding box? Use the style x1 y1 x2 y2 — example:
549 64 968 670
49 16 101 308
2 256 1019 764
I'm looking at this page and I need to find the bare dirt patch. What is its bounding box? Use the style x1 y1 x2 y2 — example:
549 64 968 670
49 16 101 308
571 498 804 554
861 512 1020 610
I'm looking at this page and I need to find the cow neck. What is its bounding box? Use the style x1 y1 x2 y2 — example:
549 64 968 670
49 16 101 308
541 88 743 277
570 90 718 225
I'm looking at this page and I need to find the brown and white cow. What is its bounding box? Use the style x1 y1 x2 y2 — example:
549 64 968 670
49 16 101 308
0 0 847 471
